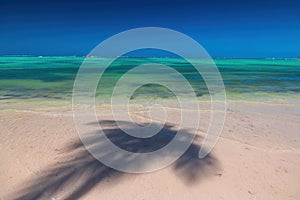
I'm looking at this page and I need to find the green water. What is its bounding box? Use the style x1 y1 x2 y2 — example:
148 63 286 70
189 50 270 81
0 56 299 103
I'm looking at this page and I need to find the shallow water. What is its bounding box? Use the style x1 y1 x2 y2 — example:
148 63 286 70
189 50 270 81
0 56 299 103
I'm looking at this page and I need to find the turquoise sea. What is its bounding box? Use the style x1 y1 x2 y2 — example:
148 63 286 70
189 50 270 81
0 56 300 104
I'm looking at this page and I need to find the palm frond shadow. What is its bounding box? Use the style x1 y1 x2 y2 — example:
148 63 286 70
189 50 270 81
11 120 220 200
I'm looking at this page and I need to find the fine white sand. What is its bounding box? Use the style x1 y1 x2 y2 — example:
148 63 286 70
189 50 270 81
0 100 300 200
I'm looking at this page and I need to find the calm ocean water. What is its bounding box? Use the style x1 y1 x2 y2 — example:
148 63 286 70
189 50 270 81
0 56 299 102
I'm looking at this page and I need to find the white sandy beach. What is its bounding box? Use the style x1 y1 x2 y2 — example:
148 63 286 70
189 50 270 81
0 100 300 200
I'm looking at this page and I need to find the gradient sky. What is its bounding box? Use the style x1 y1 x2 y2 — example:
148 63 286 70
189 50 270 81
1 0 300 57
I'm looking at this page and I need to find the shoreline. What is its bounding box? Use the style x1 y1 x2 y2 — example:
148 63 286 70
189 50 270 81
1 93 300 199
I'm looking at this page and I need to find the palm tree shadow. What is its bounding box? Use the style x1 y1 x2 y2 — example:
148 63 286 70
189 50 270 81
10 120 220 200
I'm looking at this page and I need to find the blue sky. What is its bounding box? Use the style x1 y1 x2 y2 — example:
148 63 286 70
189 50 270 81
1 0 300 57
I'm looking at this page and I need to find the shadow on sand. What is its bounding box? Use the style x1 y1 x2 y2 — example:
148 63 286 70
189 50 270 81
10 120 220 200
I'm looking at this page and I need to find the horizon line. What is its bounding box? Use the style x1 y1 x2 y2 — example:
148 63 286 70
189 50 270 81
0 55 299 59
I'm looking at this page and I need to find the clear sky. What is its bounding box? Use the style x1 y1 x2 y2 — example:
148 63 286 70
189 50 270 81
1 0 300 57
